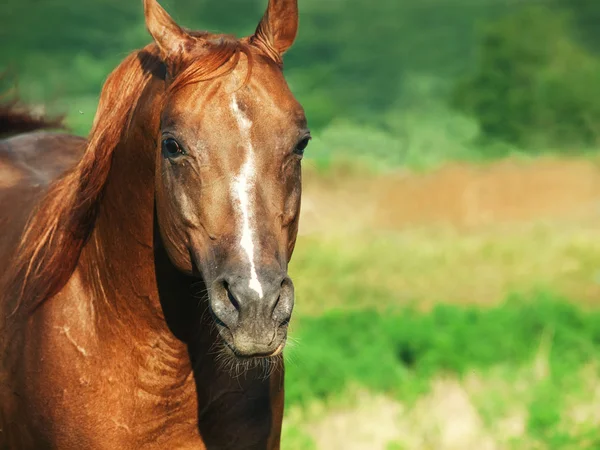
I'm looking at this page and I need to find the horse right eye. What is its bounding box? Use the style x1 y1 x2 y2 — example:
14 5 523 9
162 138 185 157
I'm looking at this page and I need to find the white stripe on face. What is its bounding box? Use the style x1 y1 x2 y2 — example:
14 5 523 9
230 95 263 298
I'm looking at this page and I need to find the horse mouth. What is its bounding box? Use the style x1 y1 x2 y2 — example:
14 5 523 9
212 318 288 359
222 336 286 359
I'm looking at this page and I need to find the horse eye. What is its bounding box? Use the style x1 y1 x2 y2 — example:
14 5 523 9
294 136 311 156
161 137 184 157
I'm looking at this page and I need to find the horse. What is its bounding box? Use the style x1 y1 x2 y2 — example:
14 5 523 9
0 0 309 447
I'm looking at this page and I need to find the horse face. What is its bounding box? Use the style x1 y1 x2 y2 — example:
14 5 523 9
146 0 306 358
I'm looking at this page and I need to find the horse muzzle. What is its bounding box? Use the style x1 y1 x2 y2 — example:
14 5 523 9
208 268 294 358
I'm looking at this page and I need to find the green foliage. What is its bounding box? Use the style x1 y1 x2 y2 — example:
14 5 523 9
286 293 599 407
557 0 600 53
453 6 600 151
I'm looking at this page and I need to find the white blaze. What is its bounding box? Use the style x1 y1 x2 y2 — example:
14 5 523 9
230 96 263 298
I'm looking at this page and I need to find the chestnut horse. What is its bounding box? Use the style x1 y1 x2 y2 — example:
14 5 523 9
0 0 309 448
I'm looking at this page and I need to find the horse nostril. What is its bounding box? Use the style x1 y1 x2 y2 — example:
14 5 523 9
270 294 281 316
209 279 242 330
272 276 294 325
223 280 240 312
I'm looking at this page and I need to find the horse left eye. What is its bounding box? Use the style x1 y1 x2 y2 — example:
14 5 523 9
294 136 311 156
162 138 184 157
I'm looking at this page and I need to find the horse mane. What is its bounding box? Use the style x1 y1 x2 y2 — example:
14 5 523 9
6 36 261 318
0 95 65 138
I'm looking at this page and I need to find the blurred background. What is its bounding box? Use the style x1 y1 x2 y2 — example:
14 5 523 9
2 0 600 448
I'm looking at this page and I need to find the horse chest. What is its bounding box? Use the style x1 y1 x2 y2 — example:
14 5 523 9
22 355 205 448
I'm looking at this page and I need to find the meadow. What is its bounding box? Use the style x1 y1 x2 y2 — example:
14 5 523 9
280 160 600 449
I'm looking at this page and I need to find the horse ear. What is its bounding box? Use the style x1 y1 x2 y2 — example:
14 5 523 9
252 0 299 58
143 0 194 70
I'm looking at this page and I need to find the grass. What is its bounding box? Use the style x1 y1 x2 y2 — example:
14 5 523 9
285 293 600 409
289 226 600 316
282 166 600 448
283 295 600 449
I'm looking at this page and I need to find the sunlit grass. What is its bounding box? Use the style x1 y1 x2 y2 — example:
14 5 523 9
289 224 600 316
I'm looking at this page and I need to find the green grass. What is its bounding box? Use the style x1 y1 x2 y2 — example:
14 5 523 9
282 168 600 448
283 294 600 449
285 293 600 408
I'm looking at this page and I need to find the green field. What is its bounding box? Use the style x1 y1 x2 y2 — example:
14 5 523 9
280 160 600 448
282 225 600 449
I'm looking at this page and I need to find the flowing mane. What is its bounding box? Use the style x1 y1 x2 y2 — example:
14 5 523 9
5 38 256 318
